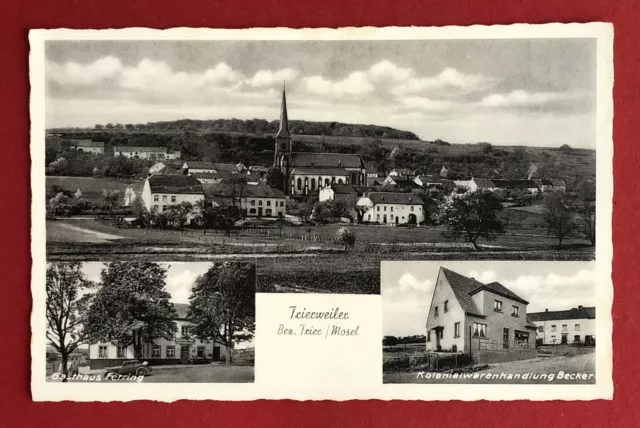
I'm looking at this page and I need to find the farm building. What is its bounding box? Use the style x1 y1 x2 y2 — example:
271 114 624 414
141 174 204 219
88 303 227 369
492 179 541 194
528 306 595 346
414 175 455 190
183 161 247 175
356 192 425 225
453 177 497 192
425 267 537 361
114 146 181 161
319 183 358 204
203 182 286 218
68 139 105 154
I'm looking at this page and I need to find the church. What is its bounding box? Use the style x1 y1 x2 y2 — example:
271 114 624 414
273 87 367 197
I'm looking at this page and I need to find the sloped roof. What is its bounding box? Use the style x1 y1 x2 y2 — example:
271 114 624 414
330 184 357 195
185 161 216 170
203 182 285 199
69 140 104 148
525 316 538 329
474 281 529 305
147 174 203 195
291 168 350 176
115 146 168 153
382 179 423 190
289 152 365 169
440 268 485 317
493 179 540 189
473 178 496 188
367 192 422 205
528 307 595 322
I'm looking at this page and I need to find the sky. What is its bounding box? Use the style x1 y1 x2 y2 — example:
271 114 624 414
44 38 597 148
381 261 596 337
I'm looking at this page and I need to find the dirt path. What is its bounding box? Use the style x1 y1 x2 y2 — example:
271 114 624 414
57 223 124 242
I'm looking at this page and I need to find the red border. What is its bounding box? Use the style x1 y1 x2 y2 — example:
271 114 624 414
2 0 638 426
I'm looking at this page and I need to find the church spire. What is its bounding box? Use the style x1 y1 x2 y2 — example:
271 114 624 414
276 82 291 139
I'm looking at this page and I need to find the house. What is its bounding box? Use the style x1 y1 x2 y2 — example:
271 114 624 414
203 182 286 218
271 86 367 195
356 192 424 225
381 177 424 193
141 174 204 218
414 175 455 191
388 168 415 179
183 161 246 175
538 179 567 192
453 177 496 192
319 183 358 203
68 139 105 154
114 146 181 161
425 268 537 356
492 179 541 194
88 303 226 369
528 306 595 346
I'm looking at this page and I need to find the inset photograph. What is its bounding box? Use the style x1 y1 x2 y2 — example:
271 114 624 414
382 261 596 384
45 261 255 383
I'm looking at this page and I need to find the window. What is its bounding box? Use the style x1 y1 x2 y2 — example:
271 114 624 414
454 322 460 337
367 215 371 221
390 215 394 220
325 178 330 186
117 344 127 358
444 300 449 313
411 206 414 211
494 300 503 312
258 200 263 206
98 345 108 358
279 201 284 207
515 331 530 346
162 195 167 202
439 328 444 339
551 325 557 332
427 331 431 342
384 206 387 212
310 178 316 190
171 196 176 203
376 206 380 211
390 206 394 212
267 200 271 206
153 205 159 212
562 324 568 332
151 345 161 358
511 306 519 317
250 199 255 206
376 214 380 220
473 322 487 338
166 346 175 358
154 195 159 202
575 324 581 331
181 326 190 336
434 306 439 317
297 178 302 190
265 209 272 215
538 326 544 333
249 208 256 214
197 346 205 358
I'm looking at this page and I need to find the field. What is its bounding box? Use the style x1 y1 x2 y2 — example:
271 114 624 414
46 176 144 203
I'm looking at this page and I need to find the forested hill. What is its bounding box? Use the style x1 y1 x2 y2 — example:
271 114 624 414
51 119 420 140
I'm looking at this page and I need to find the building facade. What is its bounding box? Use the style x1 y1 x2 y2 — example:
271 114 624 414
425 267 537 355
356 192 425 225
114 146 181 161
68 139 105 154
141 174 204 220
528 306 596 345
88 303 226 369
203 182 286 218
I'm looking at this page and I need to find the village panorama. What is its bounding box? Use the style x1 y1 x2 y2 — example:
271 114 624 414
45 87 596 294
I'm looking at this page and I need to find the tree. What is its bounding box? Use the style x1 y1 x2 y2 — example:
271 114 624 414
95 124 104 130
168 201 194 231
314 200 351 223
101 189 120 213
265 168 286 193
383 335 399 347
196 200 242 236
49 157 68 174
131 197 150 226
435 190 504 251
542 190 575 248
85 263 177 360
46 263 93 382
574 180 596 246
336 227 356 250
187 262 256 366
559 144 573 154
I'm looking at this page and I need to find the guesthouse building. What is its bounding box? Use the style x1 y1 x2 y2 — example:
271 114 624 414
528 306 595 346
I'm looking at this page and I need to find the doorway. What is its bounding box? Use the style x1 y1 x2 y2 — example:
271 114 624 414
503 328 509 349
561 334 568 344
258 207 263 217
180 345 190 363
408 213 417 224
213 346 221 361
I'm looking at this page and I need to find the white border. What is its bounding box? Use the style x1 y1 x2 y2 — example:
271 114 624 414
30 23 614 401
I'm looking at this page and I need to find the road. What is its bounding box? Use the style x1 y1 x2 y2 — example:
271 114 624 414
384 352 596 384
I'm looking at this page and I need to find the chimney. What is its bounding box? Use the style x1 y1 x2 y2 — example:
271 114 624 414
545 308 548 312
578 305 583 310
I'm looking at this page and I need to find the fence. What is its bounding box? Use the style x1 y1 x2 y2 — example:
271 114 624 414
471 337 537 365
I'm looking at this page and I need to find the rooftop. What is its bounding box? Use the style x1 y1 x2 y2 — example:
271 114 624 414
528 306 595 322
147 174 203 195
114 146 168 153
367 192 423 205
288 152 366 169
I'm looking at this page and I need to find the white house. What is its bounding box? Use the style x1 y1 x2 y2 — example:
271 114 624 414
184 161 246 175
142 174 204 218
356 192 425 225
528 306 595 345
203 182 286 218
68 139 105 154
88 303 226 369
114 146 180 161
453 178 496 192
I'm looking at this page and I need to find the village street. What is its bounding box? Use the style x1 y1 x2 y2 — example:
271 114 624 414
384 351 596 384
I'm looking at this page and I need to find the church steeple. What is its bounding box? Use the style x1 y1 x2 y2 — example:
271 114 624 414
275 83 291 139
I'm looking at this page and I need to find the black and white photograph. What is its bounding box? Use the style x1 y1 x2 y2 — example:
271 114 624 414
382 261 597 384
42 34 598 295
45 261 255 383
